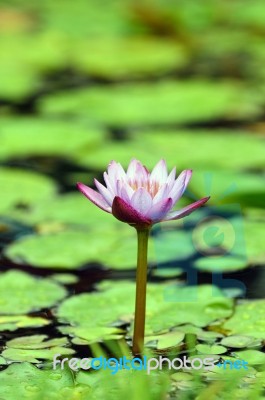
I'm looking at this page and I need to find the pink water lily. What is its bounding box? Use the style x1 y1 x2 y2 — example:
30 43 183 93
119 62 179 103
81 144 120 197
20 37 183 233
77 159 209 228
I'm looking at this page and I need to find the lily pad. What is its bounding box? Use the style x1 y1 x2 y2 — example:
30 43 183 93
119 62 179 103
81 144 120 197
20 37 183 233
196 344 227 355
194 255 248 272
220 335 260 349
134 130 265 171
2 335 75 363
61 326 125 345
5 224 157 270
189 169 265 207
153 230 194 263
223 300 265 338
0 167 57 214
0 315 51 332
40 80 251 126
74 37 187 78
145 331 185 350
57 281 233 343
0 362 91 399
0 117 105 160
50 273 79 285
232 350 265 366
0 270 67 314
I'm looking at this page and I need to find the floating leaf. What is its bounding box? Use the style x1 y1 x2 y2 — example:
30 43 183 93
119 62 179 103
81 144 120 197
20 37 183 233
223 300 265 338
50 273 78 285
220 335 260 349
40 80 251 126
145 331 185 350
194 255 247 272
233 350 265 366
0 167 57 214
61 326 124 345
5 225 157 270
74 37 187 78
0 315 50 332
0 363 90 399
2 335 75 363
57 281 233 343
196 344 227 355
0 270 67 314
0 117 105 160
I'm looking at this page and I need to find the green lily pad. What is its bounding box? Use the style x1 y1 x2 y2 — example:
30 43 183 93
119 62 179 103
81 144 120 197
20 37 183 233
220 335 260 349
5 222 157 270
151 267 183 278
40 80 251 126
223 300 265 338
174 324 224 342
153 230 194 263
57 281 233 343
61 326 125 345
145 331 185 350
196 344 227 355
0 117 105 160
0 315 51 332
189 169 265 206
5 230 118 269
50 273 79 285
244 219 265 265
134 130 265 171
233 350 265 366
0 167 57 214
194 255 247 272
0 362 91 399
74 37 187 78
2 335 75 363
0 270 67 314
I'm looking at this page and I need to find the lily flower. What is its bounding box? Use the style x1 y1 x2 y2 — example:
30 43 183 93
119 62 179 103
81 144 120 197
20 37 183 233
77 159 209 228
77 159 210 356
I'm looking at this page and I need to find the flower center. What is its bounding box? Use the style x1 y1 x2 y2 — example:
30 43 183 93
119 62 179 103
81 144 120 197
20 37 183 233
128 179 161 198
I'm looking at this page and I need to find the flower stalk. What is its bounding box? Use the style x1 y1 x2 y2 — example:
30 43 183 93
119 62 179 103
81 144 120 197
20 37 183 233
132 227 150 356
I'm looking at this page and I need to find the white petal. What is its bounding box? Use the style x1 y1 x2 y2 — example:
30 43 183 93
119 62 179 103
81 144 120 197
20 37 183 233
152 183 169 204
166 167 176 191
168 170 192 204
131 188 153 216
94 179 113 205
103 172 116 195
146 198 173 221
150 159 168 184
127 159 143 180
107 160 126 187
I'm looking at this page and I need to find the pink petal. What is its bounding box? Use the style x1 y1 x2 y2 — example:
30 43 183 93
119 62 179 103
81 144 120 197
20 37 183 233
131 188 153 216
146 198 173 221
150 159 168 184
152 183 169 204
127 159 144 180
168 169 192 204
94 179 113 205
76 183 112 213
107 160 126 187
103 172 116 196
163 196 210 221
112 196 152 225
166 167 176 190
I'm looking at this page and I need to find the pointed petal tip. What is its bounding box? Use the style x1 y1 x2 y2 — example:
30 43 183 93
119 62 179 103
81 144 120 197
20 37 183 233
76 182 111 213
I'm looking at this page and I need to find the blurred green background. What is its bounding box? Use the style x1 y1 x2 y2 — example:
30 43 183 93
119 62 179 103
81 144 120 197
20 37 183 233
0 1 264 399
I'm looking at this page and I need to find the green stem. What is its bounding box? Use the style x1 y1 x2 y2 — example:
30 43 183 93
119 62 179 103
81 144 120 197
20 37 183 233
132 228 150 356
